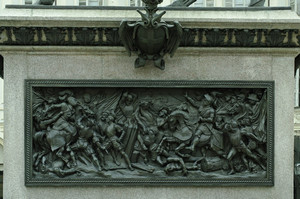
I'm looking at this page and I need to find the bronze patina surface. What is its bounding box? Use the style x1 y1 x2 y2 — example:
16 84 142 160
119 0 182 70
25 80 274 186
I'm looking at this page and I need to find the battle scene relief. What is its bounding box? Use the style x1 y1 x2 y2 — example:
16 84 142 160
29 84 271 183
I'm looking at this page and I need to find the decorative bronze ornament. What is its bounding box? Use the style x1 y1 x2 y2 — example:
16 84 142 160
119 0 183 70
0 26 299 48
25 80 274 186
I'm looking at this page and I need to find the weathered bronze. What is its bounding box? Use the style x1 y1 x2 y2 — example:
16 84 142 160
0 26 298 48
168 0 196 7
33 0 55 5
249 0 265 7
119 0 182 70
25 80 274 186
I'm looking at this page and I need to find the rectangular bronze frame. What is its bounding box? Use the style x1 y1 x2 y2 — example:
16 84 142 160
25 80 274 186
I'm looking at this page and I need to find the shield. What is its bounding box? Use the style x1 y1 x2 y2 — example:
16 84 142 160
136 26 166 56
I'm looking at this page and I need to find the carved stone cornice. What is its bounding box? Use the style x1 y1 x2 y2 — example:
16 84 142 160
0 26 300 48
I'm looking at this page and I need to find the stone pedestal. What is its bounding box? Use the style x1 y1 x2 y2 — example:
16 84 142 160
2 46 296 199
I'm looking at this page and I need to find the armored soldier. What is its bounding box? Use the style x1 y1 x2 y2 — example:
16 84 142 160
103 114 134 171
224 120 266 174
185 94 224 156
69 116 103 171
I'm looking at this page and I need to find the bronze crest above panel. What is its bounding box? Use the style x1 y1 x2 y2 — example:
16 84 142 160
119 0 182 70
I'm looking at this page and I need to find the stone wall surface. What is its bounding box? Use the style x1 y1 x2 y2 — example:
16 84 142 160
2 47 296 199
0 79 3 140
0 9 299 29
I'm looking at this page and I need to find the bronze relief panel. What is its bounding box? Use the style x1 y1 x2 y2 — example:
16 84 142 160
25 80 274 186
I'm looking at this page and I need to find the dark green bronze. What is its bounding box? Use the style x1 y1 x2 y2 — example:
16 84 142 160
249 0 265 7
34 0 55 5
0 65 3 79
168 0 196 7
25 80 274 186
119 0 182 70
1 26 300 48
